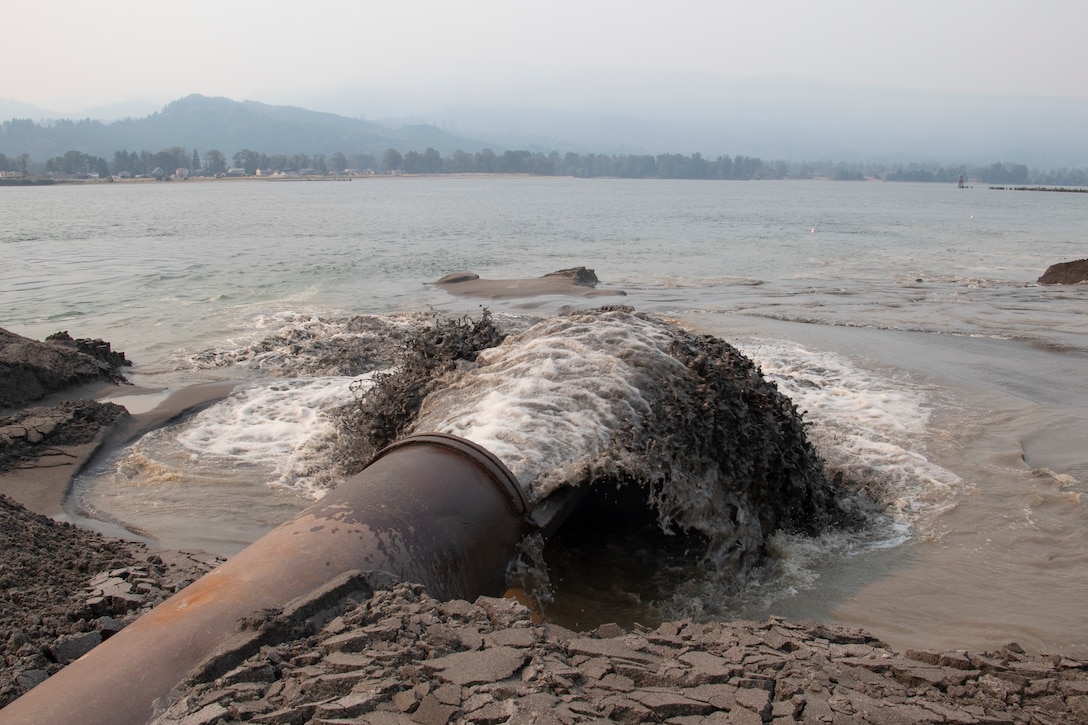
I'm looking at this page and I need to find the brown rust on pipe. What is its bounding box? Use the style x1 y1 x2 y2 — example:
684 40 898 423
0 433 528 725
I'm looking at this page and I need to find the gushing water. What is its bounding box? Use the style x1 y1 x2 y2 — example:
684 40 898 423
352 308 857 583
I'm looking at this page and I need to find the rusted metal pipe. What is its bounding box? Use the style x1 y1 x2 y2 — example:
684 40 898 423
0 433 528 725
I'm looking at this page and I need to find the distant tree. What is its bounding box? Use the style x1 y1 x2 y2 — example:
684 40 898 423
382 148 402 171
446 149 474 173
422 147 442 173
350 153 376 171
203 149 226 175
45 149 109 176
616 155 656 178
562 152 583 176
832 166 865 181
330 151 348 173
497 150 528 174
18 153 30 177
191 148 201 170
1035 167 1088 186
978 162 1028 185
233 150 260 175
113 150 131 176
154 147 188 175
474 149 497 173
402 150 423 173
884 164 964 183
529 151 558 176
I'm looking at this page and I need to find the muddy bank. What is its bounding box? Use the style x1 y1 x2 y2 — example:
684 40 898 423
3 506 1085 723
0 327 237 518
434 267 627 299
150 575 1088 724
0 493 219 709
0 328 131 411
3 322 1087 722
1038 258 1088 285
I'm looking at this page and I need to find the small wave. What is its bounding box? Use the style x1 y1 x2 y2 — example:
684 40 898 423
115 448 183 485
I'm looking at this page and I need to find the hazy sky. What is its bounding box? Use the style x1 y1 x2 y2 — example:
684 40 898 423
11 0 1088 112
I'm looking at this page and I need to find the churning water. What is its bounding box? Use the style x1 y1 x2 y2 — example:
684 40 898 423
1 177 1085 655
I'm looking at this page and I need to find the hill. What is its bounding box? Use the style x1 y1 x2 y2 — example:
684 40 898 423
0 95 489 160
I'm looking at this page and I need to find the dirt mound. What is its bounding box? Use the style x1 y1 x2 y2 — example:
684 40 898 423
1038 258 1088 285
0 494 218 708
0 328 130 410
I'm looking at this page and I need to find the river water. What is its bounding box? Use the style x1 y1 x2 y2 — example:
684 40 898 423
2 177 1085 655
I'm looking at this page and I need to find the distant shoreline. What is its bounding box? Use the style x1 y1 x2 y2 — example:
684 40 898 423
10 174 1088 188
7 173 938 186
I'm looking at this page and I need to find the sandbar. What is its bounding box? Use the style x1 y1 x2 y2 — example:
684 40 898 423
434 267 626 299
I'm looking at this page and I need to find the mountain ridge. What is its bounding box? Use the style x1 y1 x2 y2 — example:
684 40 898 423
4 72 1088 167
0 94 489 162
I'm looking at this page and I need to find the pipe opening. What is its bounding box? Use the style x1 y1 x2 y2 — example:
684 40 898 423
532 480 710 632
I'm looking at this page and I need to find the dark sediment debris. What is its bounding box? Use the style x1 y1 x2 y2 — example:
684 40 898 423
0 328 130 411
0 494 219 708
593 312 861 575
337 311 506 471
542 267 602 286
0 327 131 471
186 314 425 377
0 328 133 509
0 400 126 473
150 577 1088 725
1038 258 1088 285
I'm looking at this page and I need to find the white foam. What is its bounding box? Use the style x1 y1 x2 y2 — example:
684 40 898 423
736 339 960 527
173 375 370 495
411 312 688 498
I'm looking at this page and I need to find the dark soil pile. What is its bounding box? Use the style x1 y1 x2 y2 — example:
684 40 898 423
0 494 218 708
1038 258 1088 285
0 328 130 410
0 400 126 472
150 575 1088 724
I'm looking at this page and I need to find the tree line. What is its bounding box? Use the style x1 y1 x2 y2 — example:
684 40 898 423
2 146 1087 186
1 146 782 180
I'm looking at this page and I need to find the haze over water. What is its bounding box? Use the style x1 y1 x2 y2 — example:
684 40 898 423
2 177 1085 656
